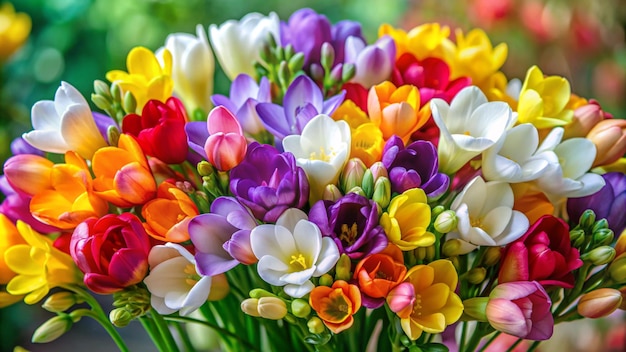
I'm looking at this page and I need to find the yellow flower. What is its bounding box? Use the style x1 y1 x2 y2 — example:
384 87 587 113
0 214 25 285
0 3 31 61
332 100 384 167
397 260 463 340
379 23 455 62
4 221 80 305
380 188 434 251
106 46 174 110
517 65 573 129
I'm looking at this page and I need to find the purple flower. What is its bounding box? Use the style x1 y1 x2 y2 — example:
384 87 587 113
189 197 258 276
382 136 450 197
255 75 344 142
229 142 309 222
10 137 45 156
93 112 118 144
185 121 209 165
212 74 272 136
344 35 396 88
567 172 626 234
0 176 59 234
308 193 387 260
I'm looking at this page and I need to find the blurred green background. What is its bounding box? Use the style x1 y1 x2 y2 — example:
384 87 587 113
0 0 625 351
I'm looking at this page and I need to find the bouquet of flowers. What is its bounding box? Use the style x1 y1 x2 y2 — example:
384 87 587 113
1 7 626 352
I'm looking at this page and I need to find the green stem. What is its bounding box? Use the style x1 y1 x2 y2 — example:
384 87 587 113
75 309 130 352
151 311 180 352
173 321 196 352
140 316 167 352
165 316 259 351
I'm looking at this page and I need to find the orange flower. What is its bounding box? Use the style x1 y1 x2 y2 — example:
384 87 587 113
511 183 554 225
353 248 406 304
309 280 362 334
141 182 199 242
92 134 157 207
367 82 430 144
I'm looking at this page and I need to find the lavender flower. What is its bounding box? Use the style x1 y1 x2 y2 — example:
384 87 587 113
184 121 209 165
308 193 387 260
382 135 449 198
229 142 309 222
188 197 258 276
567 172 626 234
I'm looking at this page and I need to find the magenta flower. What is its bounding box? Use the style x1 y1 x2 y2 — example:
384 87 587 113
382 135 449 197
229 142 309 222
308 193 387 260
70 213 151 294
189 196 258 276
486 281 553 340
567 172 626 234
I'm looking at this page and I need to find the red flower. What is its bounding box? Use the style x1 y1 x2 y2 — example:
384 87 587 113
70 213 152 294
122 97 189 164
498 215 583 288
342 82 369 113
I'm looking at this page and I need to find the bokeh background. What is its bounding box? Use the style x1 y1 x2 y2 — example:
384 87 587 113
0 0 625 351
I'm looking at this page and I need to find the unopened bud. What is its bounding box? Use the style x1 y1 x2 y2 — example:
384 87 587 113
307 317 326 334
569 228 586 248
466 267 487 285
482 247 502 267
335 254 352 282
341 63 356 82
94 79 111 98
197 161 215 177
578 288 623 318
288 52 305 73
579 210 596 231
109 308 133 327
319 274 333 287
347 186 366 197
462 297 488 322
110 81 122 102
241 298 261 317
291 299 311 318
361 169 375 198
340 158 367 193
106 125 120 147
42 292 78 313
323 184 343 201
310 63 325 82
593 228 614 247
249 288 278 299
32 315 72 343
434 210 457 233
277 61 290 89
372 177 391 210
91 94 112 112
283 44 295 60
592 218 609 233
582 246 616 265
414 247 427 261
431 205 445 219
442 239 464 257
123 91 137 114
258 297 288 320
369 162 388 181
608 253 626 283
320 42 335 71
329 64 343 85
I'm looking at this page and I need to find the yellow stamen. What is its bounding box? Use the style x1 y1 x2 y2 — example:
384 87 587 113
290 254 308 270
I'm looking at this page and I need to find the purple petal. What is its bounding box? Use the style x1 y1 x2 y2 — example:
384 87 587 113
211 94 237 113
230 74 260 107
321 90 346 116
284 75 323 122
256 102 290 140
185 121 209 159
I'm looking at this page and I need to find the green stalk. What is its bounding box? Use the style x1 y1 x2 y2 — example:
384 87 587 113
173 321 196 352
164 316 259 351
151 311 180 352
140 316 167 352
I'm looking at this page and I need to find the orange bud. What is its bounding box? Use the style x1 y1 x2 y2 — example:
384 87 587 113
586 119 626 167
3 154 54 196
577 288 623 318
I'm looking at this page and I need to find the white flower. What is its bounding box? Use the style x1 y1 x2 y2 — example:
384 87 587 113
282 114 351 202
250 208 340 298
144 243 215 316
481 123 550 183
209 12 280 80
533 127 605 201
431 86 514 174
23 81 108 160
158 24 215 113
448 176 529 254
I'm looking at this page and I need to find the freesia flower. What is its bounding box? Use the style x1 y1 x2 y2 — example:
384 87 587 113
229 142 309 223
309 280 361 334
212 74 272 136
106 46 173 110
344 35 396 88
381 136 449 197
567 172 626 234
378 23 455 62
353 245 406 308
189 196 258 277
511 184 554 225
210 12 280 80
486 281 553 340
0 214 26 285
141 182 199 243
431 86 514 174
157 24 214 113
516 65 573 129
0 3 31 61
92 134 157 207
563 100 612 139
577 288 623 319
586 118 626 167
0 176 59 234
256 75 345 143
380 188 435 251
4 220 79 304
122 97 189 164
367 81 430 143
331 100 383 167
250 208 340 298
204 106 247 171
499 215 583 288
282 114 351 203
448 176 529 254
23 82 108 160
143 243 229 316
70 213 152 294
392 260 463 340
308 193 388 260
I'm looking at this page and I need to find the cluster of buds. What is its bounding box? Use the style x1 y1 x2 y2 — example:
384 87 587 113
310 42 356 97
336 159 391 210
572 210 616 266
197 161 230 203
254 33 305 102
109 286 151 327
91 80 137 123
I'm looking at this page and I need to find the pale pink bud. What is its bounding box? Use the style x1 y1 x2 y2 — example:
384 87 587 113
204 106 247 171
586 119 626 167
386 282 415 318
563 101 607 138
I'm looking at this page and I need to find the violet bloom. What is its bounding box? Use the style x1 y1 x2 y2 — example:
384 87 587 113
93 112 118 144
189 197 258 276
10 137 45 156
567 172 626 234
185 121 209 165
308 193 387 260
256 75 344 142
212 74 272 136
344 35 396 88
382 135 449 197
229 142 309 222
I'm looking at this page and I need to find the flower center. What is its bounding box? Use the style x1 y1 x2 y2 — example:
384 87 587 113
338 223 359 246
470 217 483 228
412 294 423 316
310 147 336 162
184 263 201 286
289 254 308 270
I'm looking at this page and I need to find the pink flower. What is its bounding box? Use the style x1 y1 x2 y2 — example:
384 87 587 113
486 281 553 340
204 106 247 171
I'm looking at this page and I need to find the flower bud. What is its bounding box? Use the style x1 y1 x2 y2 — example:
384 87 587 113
564 102 606 139
466 267 487 285
592 218 609 233
582 246 616 265
414 247 427 261
620 287 626 310
579 210 596 231
31 315 72 343
109 307 134 328
329 64 344 85
386 282 415 316
307 317 326 334
91 93 112 112
361 169 375 198
249 288 278 299
258 297 288 320
241 298 261 317
431 205 445 219
577 288 623 318
370 162 388 180
569 228 586 248
94 79 112 99
197 161 215 177
340 158 367 193
123 91 137 114
462 297 488 321
372 177 391 210
319 273 334 287
320 42 335 71
310 63 325 82
322 184 343 202
434 210 458 233
335 254 352 282
442 239 464 257
586 118 626 167
347 186 366 197
291 299 311 318
342 63 356 82
593 228 614 247
482 247 502 267
288 52 305 73
608 253 626 283
42 292 78 313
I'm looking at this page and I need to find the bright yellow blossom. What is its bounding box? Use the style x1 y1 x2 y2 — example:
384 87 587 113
380 188 434 251
0 3 31 61
379 23 455 62
332 100 384 167
4 220 80 305
517 65 573 129
106 46 174 110
0 214 25 285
